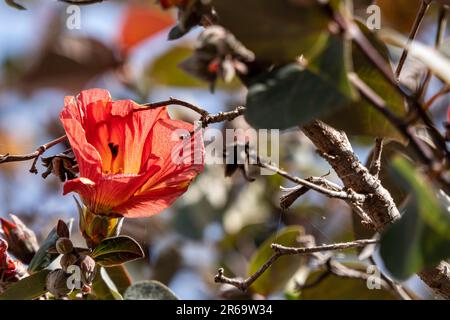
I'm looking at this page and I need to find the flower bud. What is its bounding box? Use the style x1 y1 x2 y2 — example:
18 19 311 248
79 205 123 248
0 214 39 264
56 237 73 255
46 269 71 298
79 255 96 285
60 253 78 272
82 284 92 294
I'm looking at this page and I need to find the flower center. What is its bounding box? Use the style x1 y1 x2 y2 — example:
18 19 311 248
108 142 119 159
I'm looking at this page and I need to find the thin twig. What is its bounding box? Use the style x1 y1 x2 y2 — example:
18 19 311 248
141 98 209 117
202 106 246 126
256 157 366 202
0 135 68 173
271 239 378 255
368 256 412 300
214 239 377 292
369 138 384 178
349 72 450 195
1 99 245 174
215 253 281 292
395 0 431 78
139 98 245 127
348 73 434 165
327 5 449 166
418 6 447 100
424 85 450 110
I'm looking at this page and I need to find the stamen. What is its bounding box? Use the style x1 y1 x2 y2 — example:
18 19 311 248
108 142 119 159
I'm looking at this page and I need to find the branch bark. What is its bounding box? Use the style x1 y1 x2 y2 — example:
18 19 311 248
418 262 450 299
215 239 379 292
301 120 400 230
301 119 450 299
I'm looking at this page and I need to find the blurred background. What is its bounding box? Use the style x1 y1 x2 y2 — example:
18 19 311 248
0 0 448 299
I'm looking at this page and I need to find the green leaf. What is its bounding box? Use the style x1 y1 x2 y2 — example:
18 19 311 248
299 264 396 300
353 141 412 240
105 265 132 295
91 236 144 267
124 280 178 300
92 267 123 300
247 226 306 296
148 46 207 88
212 0 329 63
28 219 73 273
244 35 354 129
379 157 450 280
0 269 50 300
323 21 405 140
4 0 26 10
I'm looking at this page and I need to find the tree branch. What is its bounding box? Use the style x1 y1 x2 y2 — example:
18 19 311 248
140 98 245 127
0 135 68 173
301 117 449 299
214 239 378 292
349 72 450 194
395 0 431 78
327 4 450 166
301 120 400 230
369 138 383 178
418 5 448 100
256 157 366 203
0 99 245 174
271 239 378 255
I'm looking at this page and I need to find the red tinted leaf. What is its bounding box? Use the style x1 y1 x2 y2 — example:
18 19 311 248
118 5 174 53
159 0 190 9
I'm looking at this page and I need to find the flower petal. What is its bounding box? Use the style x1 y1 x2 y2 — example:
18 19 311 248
59 114 102 180
115 124 204 218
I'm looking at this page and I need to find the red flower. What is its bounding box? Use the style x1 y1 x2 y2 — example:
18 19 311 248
60 89 204 218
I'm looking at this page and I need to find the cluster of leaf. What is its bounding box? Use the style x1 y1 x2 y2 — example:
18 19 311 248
2 0 450 299
0 215 179 300
163 0 450 288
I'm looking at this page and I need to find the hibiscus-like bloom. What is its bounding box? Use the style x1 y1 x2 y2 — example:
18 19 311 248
61 89 204 218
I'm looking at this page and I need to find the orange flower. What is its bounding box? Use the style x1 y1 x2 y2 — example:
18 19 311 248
60 89 204 218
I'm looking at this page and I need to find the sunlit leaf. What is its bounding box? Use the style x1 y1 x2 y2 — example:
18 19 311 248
380 157 450 280
148 46 207 88
105 265 132 295
92 267 123 300
0 269 50 300
28 219 73 274
91 236 144 267
4 0 25 10
124 280 178 300
300 264 396 300
118 4 174 53
248 226 306 296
